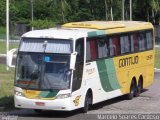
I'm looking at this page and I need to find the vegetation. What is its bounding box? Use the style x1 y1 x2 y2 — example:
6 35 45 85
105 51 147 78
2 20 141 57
0 27 6 39
0 41 18 111
0 42 18 111
29 19 55 29
0 0 160 38
0 41 19 54
0 64 15 111
0 41 17 111
1 0 160 28
155 47 160 68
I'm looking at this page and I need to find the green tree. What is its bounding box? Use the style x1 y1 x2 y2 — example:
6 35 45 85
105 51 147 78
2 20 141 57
10 0 30 22
133 0 160 24
51 0 71 23
149 0 160 24
0 0 6 26
105 0 113 21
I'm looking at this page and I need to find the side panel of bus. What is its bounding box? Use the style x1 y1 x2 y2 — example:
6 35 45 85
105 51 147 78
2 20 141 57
84 29 154 104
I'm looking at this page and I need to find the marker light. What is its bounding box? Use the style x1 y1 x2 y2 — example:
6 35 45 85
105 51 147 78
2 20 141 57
56 93 71 99
15 90 24 97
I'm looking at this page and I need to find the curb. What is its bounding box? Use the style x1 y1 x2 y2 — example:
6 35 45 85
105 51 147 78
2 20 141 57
0 54 6 57
154 68 160 72
0 54 17 57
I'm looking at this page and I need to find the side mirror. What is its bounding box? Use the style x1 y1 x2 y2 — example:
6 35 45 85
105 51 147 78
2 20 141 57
70 52 77 70
7 48 17 68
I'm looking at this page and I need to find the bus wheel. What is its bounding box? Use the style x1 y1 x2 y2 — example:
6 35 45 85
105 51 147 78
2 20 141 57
82 93 90 113
137 80 143 95
126 81 136 100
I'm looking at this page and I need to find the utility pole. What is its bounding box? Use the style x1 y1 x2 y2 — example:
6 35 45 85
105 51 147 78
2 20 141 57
6 0 9 70
122 0 125 20
130 0 132 21
31 0 34 30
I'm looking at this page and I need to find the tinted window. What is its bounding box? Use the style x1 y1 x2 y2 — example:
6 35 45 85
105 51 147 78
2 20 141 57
113 36 120 56
120 35 130 54
86 29 153 61
138 32 146 51
109 38 115 56
86 39 97 61
98 37 109 58
130 33 139 52
146 31 153 49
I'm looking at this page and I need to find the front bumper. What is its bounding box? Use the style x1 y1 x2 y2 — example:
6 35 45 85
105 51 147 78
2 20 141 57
14 95 73 111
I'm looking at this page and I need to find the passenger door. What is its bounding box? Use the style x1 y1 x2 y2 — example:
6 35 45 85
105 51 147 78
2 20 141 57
72 38 84 92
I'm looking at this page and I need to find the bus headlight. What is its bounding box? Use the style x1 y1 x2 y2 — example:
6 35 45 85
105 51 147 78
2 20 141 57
56 93 71 99
15 91 24 97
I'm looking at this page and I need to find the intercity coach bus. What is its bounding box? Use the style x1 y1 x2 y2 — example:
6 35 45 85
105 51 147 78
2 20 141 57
13 21 154 113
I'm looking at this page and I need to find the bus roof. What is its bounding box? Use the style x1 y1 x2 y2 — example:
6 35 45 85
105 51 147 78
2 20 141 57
22 27 94 40
63 21 152 30
22 21 153 40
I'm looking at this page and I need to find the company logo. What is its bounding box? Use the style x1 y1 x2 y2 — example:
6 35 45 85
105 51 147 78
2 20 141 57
86 68 96 75
73 96 81 106
119 56 139 68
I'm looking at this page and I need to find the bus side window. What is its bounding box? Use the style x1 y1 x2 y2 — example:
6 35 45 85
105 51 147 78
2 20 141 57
109 38 115 56
146 31 153 50
90 40 97 60
98 37 108 58
130 34 134 52
72 39 84 92
133 33 139 52
86 38 97 61
113 36 120 56
138 32 146 51
124 36 130 53
120 36 125 54
120 35 130 54
86 41 91 61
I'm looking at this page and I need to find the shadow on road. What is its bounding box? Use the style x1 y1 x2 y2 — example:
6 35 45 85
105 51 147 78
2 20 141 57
9 109 84 118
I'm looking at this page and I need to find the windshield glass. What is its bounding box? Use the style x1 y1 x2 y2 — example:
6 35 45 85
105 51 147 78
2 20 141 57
15 53 71 90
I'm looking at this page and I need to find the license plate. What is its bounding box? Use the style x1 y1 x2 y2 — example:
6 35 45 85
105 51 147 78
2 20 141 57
35 102 45 106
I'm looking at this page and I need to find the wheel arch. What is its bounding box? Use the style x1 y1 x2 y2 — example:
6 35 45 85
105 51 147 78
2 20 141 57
85 88 93 105
131 76 137 86
88 88 93 104
138 75 144 88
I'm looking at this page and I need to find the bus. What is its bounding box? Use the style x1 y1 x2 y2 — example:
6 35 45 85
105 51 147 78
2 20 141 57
13 21 154 113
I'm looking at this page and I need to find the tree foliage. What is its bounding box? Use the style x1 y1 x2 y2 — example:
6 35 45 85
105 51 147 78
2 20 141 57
1 0 160 28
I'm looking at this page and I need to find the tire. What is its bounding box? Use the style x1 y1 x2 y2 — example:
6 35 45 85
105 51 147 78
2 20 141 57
82 93 90 113
137 80 143 95
34 109 43 113
126 81 136 100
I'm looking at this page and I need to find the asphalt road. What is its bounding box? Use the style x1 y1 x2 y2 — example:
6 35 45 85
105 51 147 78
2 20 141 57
3 72 160 120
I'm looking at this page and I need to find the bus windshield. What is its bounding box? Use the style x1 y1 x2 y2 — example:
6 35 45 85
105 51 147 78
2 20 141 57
15 53 71 90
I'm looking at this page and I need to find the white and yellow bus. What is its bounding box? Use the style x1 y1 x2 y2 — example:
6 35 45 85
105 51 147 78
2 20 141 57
14 21 154 113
